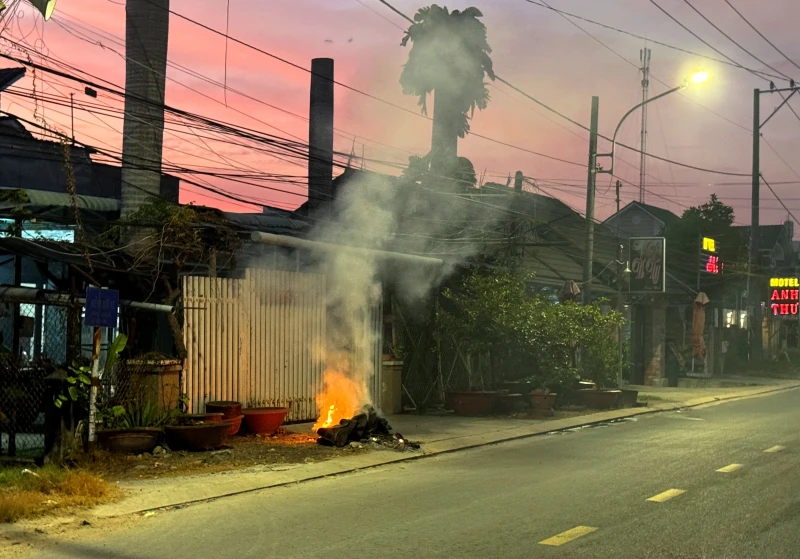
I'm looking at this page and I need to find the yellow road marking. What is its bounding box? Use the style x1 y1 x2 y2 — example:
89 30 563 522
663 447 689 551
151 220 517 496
539 526 598 546
764 445 786 453
647 489 686 503
716 463 743 473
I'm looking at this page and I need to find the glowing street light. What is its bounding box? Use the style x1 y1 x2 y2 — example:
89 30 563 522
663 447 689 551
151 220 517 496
598 70 710 176
689 70 709 84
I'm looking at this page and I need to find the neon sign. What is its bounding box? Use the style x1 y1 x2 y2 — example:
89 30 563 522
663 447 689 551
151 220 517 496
769 277 800 317
700 237 722 275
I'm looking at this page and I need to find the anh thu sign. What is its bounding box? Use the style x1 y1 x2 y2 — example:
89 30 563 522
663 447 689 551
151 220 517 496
769 277 800 318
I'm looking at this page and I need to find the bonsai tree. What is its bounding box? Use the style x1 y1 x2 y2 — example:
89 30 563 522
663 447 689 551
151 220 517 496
400 5 495 177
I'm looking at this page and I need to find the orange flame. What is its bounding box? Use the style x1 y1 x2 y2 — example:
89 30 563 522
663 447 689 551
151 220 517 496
313 370 365 432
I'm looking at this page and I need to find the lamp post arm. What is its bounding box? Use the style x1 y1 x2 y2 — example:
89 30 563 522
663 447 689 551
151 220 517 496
601 84 685 175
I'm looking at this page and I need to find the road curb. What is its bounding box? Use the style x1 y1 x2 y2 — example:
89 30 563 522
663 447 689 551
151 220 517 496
99 382 800 518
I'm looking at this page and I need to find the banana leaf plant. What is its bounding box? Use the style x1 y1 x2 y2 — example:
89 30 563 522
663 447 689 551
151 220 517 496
53 333 128 409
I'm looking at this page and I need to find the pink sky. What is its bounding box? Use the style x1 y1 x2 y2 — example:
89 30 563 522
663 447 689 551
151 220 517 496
2 0 800 225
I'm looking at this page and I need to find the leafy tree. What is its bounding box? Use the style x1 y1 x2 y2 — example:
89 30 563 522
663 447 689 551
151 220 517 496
665 194 747 298
400 5 495 173
437 269 625 388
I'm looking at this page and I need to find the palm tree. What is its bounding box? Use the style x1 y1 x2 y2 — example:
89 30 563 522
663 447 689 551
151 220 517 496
120 0 170 245
400 5 495 176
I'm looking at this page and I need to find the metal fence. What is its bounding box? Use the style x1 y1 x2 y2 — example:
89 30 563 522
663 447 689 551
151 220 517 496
0 301 70 458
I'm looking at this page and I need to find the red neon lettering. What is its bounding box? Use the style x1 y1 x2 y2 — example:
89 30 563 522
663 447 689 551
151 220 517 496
772 303 780 315
772 290 781 300
791 303 799 315
781 304 790 315
705 255 720 274
791 290 799 300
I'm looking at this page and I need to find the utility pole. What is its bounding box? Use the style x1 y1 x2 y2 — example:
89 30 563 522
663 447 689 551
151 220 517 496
749 88 762 361
616 179 623 386
70 92 75 145
639 48 651 203
582 96 600 305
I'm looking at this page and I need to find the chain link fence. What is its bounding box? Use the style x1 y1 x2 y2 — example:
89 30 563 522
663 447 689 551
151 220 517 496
0 301 71 458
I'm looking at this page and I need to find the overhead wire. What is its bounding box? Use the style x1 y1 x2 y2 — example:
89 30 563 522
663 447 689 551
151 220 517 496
521 0 784 82
680 0 792 81
373 0 752 178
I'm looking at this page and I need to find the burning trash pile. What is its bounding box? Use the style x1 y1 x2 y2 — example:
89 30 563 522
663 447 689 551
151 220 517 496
316 405 419 451
313 370 419 451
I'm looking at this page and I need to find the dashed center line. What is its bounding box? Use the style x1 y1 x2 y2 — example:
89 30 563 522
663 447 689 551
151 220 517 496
716 463 744 473
539 526 598 546
647 489 686 503
764 445 786 453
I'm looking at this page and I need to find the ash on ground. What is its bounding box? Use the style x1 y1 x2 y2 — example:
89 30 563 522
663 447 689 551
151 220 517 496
317 406 420 451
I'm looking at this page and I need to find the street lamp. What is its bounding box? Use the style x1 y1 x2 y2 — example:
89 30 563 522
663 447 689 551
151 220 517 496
0 0 57 20
582 71 708 306
597 71 709 176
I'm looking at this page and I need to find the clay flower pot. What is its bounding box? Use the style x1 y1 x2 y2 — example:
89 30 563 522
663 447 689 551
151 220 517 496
242 407 289 435
205 401 242 420
225 414 245 437
177 413 224 425
447 391 501 416
582 389 622 410
165 422 231 451
97 428 161 454
530 391 558 417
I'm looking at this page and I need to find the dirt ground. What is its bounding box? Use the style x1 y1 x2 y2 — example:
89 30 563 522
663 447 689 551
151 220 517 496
75 428 366 482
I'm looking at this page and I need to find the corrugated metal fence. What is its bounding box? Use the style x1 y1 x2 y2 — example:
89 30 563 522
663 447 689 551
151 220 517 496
183 268 382 421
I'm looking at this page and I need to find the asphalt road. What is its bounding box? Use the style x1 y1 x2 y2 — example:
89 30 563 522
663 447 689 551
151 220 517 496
30 388 800 559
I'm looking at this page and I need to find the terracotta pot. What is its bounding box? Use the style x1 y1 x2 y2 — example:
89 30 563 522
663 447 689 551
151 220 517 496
447 391 500 416
618 389 639 408
225 414 245 437
494 393 524 415
96 428 161 454
165 422 231 451
530 392 557 418
177 413 224 425
582 390 622 410
242 407 289 435
205 401 242 419
501 381 535 395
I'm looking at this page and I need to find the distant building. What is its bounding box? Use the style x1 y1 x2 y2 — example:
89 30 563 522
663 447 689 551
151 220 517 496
604 201 680 238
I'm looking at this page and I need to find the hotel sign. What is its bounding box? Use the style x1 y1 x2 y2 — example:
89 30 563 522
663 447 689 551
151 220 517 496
769 277 800 319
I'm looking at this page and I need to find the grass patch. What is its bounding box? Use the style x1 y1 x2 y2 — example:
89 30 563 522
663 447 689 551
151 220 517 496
637 394 669 403
0 465 120 523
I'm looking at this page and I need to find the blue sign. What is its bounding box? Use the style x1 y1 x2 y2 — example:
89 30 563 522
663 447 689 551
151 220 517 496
84 287 119 328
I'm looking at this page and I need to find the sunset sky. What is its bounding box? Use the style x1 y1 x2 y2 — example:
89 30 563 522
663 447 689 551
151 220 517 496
2 0 799 225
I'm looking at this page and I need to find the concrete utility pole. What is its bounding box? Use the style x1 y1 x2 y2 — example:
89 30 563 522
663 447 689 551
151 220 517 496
748 83 800 360
639 48 651 203
582 96 600 305
749 88 761 361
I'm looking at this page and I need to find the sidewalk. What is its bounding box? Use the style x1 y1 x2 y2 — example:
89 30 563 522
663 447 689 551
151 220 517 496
90 379 800 519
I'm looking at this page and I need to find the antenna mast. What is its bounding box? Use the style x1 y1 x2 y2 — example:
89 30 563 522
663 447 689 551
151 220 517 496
639 47 651 204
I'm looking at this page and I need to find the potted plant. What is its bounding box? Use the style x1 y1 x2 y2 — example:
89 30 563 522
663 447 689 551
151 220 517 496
96 400 174 453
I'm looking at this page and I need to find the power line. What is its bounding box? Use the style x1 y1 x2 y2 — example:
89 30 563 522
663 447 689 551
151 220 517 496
534 0 749 133
373 0 751 178
723 0 800 74
680 0 792 81
521 0 784 82
495 76 750 177
648 0 785 83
